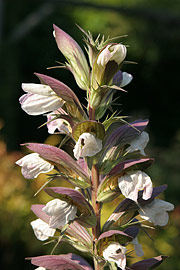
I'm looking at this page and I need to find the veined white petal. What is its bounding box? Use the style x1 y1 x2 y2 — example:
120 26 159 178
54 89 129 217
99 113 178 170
126 131 149 156
19 93 64 115
42 199 77 229
22 83 54 96
120 72 133 87
16 153 54 179
103 242 126 270
118 170 153 202
47 113 71 134
139 199 174 226
42 199 69 216
73 132 102 160
31 218 56 241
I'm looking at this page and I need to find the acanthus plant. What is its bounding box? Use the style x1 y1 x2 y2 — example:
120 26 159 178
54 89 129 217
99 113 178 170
16 24 174 270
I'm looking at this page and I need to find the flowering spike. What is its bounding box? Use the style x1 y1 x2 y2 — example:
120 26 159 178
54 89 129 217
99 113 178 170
18 25 173 270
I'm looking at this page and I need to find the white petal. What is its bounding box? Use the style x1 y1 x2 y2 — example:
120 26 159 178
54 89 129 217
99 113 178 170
126 131 149 156
47 113 70 134
97 44 127 66
118 170 153 202
73 132 102 160
139 199 174 226
19 93 64 115
120 72 133 87
35 267 46 270
42 199 69 215
131 237 144 257
103 242 126 270
22 83 54 96
42 199 77 228
16 153 54 179
31 218 56 241
110 44 127 65
97 45 111 66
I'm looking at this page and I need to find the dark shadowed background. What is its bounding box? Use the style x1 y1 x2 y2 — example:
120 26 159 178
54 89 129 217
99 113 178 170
0 0 180 269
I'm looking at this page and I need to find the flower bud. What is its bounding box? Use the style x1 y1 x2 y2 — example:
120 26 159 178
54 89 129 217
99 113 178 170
97 44 127 67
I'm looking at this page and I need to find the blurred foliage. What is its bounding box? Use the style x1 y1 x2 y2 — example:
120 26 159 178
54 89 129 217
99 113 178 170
0 0 180 269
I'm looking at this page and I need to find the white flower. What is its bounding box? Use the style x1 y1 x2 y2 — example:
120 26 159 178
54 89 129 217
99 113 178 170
16 153 54 179
47 113 71 134
42 199 77 229
126 131 149 155
97 44 127 67
35 267 46 270
118 170 153 203
20 83 64 115
30 218 56 241
103 242 127 270
73 132 102 160
138 199 174 226
120 72 133 87
131 237 144 257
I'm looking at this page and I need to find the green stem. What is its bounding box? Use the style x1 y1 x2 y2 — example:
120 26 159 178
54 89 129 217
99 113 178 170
89 106 96 120
91 163 102 270
91 164 101 239
89 104 102 269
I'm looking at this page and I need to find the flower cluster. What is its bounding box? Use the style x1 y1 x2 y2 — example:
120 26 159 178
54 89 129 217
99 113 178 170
16 25 174 270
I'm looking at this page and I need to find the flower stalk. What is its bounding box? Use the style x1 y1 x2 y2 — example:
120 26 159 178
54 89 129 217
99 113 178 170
91 164 101 270
17 24 174 270
89 106 96 121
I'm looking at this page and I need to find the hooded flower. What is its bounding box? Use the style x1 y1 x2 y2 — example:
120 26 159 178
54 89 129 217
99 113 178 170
20 83 64 115
16 153 54 179
31 218 56 241
73 132 102 160
42 199 77 229
126 131 149 155
47 113 71 134
118 170 153 203
103 242 127 270
138 199 174 226
97 44 127 67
